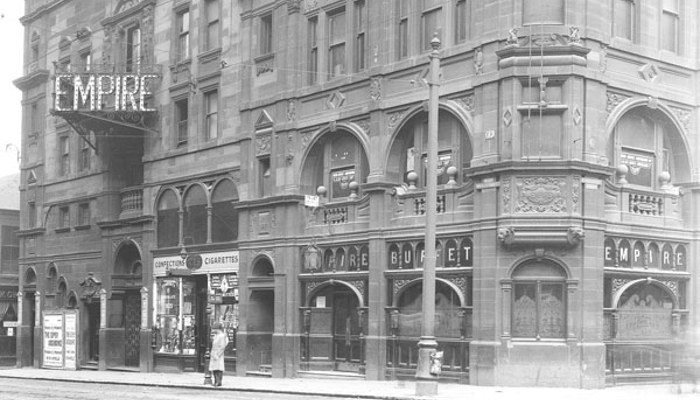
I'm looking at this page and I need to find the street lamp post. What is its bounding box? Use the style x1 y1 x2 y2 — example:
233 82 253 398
415 34 441 396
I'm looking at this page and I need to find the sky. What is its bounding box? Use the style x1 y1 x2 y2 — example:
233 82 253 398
0 2 24 178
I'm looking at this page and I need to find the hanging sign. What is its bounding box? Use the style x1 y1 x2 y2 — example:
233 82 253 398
54 73 158 112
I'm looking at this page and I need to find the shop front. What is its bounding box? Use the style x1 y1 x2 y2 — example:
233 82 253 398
153 251 239 373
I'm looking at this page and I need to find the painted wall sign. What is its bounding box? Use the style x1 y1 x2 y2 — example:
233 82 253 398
604 237 688 271
388 237 472 269
54 73 158 112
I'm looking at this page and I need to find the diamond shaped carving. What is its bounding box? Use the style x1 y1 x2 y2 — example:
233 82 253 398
638 63 660 82
573 107 582 125
503 108 513 127
326 90 346 109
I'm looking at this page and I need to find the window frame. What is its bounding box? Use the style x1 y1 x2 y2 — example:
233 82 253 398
59 135 70 176
613 0 635 41
397 0 409 60
176 8 191 61
78 136 91 172
455 0 470 44
204 0 221 51
204 89 219 141
308 16 319 84
78 202 91 227
59 206 70 229
327 7 347 79
259 13 273 56
125 25 142 72
28 202 36 229
354 0 367 72
421 2 443 52
174 97 189 146
660 0 680 53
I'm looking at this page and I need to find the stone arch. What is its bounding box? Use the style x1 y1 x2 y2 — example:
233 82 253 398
47 263 58 292
67 290 79 309
392 277 466 308
251 254 275 277
384 101 475 184
299 122 371 195
507 255 572 279
613 278 679 310
24 267 37 286
113 239 142 276
306 280 364 308
605 99 694 183
155 187 181 248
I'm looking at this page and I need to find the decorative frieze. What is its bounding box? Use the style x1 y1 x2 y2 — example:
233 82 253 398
256 134 272 156
514 176 567 214
606 92 629 116
369 77 382 102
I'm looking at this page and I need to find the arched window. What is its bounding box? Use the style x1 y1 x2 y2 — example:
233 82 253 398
397 281 461 338
301 130 368 200
211 180 238 242
388 110 471 187
47 264 58 294
183 185 207 245
56 279 67 308
511 261 567 339
611 108 690 189
157 190 179 248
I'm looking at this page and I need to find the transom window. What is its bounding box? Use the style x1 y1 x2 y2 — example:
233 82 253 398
511 261 567 339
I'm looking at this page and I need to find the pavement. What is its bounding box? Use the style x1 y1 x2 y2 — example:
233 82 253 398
0 367 697 400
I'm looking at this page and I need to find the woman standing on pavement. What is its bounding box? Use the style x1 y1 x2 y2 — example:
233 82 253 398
209 322 228 386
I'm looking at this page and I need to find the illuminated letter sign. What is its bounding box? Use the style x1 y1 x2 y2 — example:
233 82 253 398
55 73 158 112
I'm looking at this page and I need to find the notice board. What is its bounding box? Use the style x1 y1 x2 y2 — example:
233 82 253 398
42 310 78 370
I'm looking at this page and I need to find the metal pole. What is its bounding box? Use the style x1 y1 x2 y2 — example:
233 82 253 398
415 34 441 397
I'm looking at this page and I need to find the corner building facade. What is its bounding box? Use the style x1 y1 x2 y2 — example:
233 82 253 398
15 0 700 388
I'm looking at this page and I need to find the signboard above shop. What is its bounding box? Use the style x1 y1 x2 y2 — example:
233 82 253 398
154 251 239 277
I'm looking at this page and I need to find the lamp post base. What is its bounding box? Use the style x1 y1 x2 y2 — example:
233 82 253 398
415 336 438 396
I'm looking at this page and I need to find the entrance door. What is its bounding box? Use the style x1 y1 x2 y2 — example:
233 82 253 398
87 302 100 362
332 287 361 372
124 291 141 367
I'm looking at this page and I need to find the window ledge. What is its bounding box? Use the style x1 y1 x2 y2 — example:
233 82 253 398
54 227 71 233
74 224 91 231
198 48 221 64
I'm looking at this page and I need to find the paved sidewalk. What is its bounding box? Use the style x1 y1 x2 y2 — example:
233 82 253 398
0 367 696 400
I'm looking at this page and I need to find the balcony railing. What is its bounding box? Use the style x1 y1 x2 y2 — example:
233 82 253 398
120 186 143 217
605 183 682 227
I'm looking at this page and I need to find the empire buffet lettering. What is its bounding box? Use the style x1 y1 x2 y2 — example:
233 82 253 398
54 73 158 112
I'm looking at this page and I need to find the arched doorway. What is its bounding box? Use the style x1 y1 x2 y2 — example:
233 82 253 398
112 241 143 368
608 281 677 380
304 282 365 374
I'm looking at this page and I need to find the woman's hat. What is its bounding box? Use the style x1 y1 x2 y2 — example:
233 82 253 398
212 322 223 330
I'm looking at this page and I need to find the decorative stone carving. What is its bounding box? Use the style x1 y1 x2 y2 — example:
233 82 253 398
638 63 660 82
303 0 318 12
566 227 585 246
256 60 274 76
612 279 629 296
522 33 569 47
348 280 366 297
573 107 582 126
392 279 412 297
230 170 241 183
447 276 467 299
567 26 581 45
301 131 313 152
288 0 301 14
505 27 519 47
503 108 512 127
474 47 483 74
501 177 511 213
497 227 515 245
387 111 405 134
670 106 690 131
76 27 92 41
286 100 296 122
305 280 321 298
356 119 371 136
79 272 102 300
606 92 629 116
600 44 608 73
112 236 142 252
256 134 272 156
647 96 658 109
458 95 474 115
661 280 679 299
514 176 567 213
326 90 346 109
369 77 382 102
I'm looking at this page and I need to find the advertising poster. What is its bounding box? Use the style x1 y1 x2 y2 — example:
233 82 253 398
64 312 78 370
42 314 64 369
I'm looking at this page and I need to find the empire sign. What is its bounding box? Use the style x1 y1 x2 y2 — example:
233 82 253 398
54 73 158 112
